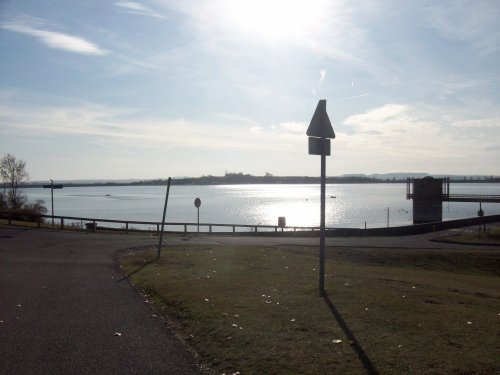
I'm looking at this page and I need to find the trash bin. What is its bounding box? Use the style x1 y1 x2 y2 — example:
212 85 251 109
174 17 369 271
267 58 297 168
278 217 286 228
85 222 97 232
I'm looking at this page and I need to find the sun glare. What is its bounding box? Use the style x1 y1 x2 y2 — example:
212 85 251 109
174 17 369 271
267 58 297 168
212 0 329 42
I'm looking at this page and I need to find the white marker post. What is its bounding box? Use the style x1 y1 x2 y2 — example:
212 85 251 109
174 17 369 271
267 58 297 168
307 100 335 295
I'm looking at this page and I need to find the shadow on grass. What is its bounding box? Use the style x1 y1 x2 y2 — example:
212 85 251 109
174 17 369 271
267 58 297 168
322 291 379 375
116 258 157 282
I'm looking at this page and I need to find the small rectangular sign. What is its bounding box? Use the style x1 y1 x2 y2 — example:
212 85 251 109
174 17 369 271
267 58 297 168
308 137 331 156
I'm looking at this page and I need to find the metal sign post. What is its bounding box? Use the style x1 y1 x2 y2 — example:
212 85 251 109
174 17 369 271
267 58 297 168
43 180 63 226
307 99 335 295
194 198 201 232
157 177 171 259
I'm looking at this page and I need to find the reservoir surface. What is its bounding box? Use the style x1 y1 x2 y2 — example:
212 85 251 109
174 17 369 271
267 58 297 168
24 183 500 230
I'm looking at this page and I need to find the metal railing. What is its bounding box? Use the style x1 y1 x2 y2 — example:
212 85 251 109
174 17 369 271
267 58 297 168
443 194 500 202
406 177 500 202
0 211 321 234
406 194 500 202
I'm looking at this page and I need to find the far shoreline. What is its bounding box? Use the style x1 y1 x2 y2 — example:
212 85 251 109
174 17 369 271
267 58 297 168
18 173 500 189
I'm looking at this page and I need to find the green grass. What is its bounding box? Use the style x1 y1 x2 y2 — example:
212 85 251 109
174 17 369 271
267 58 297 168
437 226 500 245
120 245 500 375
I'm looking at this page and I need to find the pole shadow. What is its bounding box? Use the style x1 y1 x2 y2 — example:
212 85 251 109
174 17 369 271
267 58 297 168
116 258 156 282
322 291 379 375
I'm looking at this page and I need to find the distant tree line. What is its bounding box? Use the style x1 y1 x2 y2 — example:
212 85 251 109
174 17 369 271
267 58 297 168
132 173 387 186
19 172 500 189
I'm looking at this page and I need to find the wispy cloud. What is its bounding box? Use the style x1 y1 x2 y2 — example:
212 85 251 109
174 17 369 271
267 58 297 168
277 122 307 134
2 95 499 176
250 126 264 133
0 102 284 152
319 69 327 85
210 112 260 126
342 103 500 166
1 20 107 55
422 0 500 54
312 69 327 96
90 139 136 154
114 1 167 19
430 75 500 99
335 92 371 102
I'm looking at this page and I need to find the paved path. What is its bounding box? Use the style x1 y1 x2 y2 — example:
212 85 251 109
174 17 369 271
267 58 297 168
0 226 201 375
1 224 497 374
165 226 497 249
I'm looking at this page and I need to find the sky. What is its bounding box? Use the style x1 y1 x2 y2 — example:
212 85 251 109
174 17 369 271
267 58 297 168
1 0 499 181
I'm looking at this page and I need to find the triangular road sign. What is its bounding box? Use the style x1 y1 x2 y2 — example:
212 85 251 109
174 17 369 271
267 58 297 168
307 99 335 139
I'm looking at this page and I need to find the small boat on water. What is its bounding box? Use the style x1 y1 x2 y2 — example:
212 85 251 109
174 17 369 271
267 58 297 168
105 194 111 197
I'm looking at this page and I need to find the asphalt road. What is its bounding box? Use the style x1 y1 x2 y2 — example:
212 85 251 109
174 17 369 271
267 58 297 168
0 224 497 375
164 226 491 249
0 226 201 375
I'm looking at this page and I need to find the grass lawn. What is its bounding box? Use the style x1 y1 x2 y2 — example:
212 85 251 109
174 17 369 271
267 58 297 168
437 226 500 246
120 244 500 374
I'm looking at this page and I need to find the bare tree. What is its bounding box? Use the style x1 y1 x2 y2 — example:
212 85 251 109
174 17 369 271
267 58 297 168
1 153 30 209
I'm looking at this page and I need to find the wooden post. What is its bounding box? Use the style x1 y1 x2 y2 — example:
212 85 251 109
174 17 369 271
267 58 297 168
157 177 171 259
51 180 54 226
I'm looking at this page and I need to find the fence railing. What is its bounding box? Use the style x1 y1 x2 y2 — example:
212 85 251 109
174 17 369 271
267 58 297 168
2 210 499 237
0 211 321 234
444 194 500 203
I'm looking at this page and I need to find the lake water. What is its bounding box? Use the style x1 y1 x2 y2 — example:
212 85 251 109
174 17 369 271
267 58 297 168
23 183 500 230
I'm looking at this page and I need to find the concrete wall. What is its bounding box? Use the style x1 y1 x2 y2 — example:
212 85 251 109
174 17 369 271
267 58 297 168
412 177 443 224
413 199 442 224
327 214 500 237
246 214 500 237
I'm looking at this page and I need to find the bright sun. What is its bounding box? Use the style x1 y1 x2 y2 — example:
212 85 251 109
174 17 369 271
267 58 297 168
212 0 329 42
